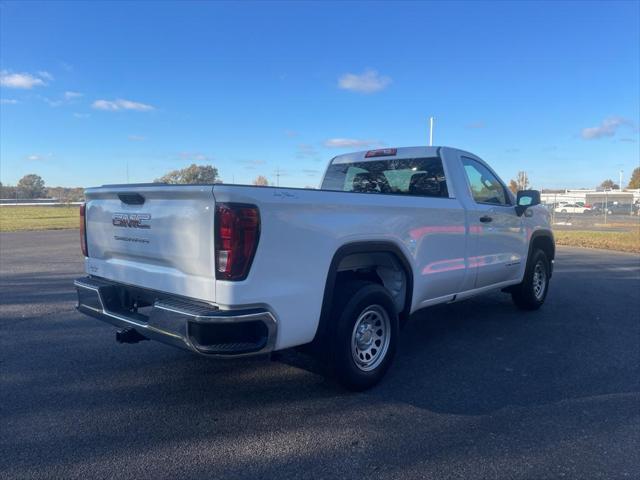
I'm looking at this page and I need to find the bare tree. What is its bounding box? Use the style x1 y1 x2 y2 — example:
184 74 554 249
252 175 269 186
508 172 529 193
599 179 619 190
516 171 530 191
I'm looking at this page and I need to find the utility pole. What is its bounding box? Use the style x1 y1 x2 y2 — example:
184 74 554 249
429 117 434 147
126 161 129 184
619 170 623 190
276 167 280 187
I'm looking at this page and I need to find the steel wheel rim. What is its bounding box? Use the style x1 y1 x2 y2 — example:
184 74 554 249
533 260 547 300
351 305 391 372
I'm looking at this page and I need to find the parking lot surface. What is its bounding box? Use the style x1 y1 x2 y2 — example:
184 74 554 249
1 230 639 479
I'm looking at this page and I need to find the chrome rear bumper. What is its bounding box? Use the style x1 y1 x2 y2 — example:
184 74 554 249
74 276 277 357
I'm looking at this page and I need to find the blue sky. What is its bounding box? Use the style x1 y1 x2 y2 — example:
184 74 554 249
1 0 639 189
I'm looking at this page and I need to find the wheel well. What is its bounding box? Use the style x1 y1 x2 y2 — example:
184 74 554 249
532 234 555 262
310 243 413 348
335 251 408 314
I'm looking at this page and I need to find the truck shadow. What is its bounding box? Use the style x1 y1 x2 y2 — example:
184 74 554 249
374 249 640 413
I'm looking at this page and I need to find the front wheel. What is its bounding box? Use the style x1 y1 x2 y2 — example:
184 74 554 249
511 249 550 310
326 281 399 391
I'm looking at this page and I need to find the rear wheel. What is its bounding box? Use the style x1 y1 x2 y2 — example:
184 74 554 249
326 280 398 391
511 249 550 310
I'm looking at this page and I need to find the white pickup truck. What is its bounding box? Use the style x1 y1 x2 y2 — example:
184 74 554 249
75 146 554 390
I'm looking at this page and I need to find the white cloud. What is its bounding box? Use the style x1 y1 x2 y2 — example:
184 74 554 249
128 135 146 141
338 69 391 94
73 112 90 118
324 138 382 148
43 97 63 107
179 152 211 162
0 70 49 89
37 71 54 81
0 98 18 104
581 116 634 139
42 91 83 107
241 159 266 170
24 153 53 162
296 143 319 160
92 98 154 111
64 91 83 100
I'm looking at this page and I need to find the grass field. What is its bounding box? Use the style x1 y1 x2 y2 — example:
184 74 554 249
0 206 79 232
553 229 640 254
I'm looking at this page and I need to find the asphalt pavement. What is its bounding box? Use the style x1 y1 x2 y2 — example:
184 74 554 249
1 230 639 479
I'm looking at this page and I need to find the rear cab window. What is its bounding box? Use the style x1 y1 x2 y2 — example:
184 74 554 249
321 157 449 198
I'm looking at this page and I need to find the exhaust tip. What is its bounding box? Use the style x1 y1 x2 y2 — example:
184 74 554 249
116 327 148 344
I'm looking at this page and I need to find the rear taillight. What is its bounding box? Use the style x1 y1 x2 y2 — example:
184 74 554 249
215 203 260 281
80 203 88 257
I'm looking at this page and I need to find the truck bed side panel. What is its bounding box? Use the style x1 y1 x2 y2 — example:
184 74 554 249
212 185 467 349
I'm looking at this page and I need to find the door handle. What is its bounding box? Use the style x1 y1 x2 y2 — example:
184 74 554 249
479 215 493 223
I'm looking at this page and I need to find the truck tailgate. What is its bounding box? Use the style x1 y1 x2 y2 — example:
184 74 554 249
84 184 217 302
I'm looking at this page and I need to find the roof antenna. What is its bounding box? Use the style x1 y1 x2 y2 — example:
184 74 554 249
429 116 434 146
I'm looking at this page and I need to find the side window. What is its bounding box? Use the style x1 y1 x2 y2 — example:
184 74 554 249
461 157 509 205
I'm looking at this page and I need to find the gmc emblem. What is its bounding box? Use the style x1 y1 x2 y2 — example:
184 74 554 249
112 213 151 229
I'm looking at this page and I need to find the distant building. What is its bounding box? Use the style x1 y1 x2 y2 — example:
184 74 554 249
541 188 639 206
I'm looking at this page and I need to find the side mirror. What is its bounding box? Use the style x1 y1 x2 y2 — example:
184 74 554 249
515 190 541 216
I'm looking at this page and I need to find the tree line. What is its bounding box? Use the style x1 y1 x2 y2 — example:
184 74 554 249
0 175 84 202
0 166 272 201
153 164 271 186
5 165 638 199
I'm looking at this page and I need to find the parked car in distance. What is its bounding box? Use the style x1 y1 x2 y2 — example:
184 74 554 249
554 203 591 214
74 146 555 390
591 203 634 215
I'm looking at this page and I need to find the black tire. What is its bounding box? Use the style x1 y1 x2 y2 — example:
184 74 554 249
326 280 399 391
511 249 550 310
